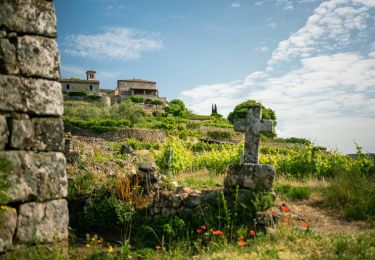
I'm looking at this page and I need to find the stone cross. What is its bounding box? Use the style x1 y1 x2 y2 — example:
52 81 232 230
233 105 274 164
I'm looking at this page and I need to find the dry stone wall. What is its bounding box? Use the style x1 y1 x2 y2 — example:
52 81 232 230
0 0 68 253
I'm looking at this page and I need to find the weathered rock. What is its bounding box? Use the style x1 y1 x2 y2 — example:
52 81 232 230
0 37 19 75
22 77 64 115
225 163 276 190
0 75 25 112
0 206 17 253
0 0 57 37
16 199 68 243
10 118 64 151
139 162 157 171
0 151 67 203
17 35 60 79
0 75 63 115
0 116 8 149
183 193 202 208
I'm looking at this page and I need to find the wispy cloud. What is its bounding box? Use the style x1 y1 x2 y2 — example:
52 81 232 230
255 46 269 52
266 0 371 70
232 1 241 8
62 27 163 60
181 0 375 153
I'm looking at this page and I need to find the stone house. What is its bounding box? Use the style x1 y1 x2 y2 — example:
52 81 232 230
60 70 100 96
110 78 167 105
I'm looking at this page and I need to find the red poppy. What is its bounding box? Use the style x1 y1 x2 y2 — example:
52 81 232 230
237 240 248 246
301 221 309 228
155 245 161 250
249 230 256 236
280 205 290 213
212 230 224 235
201 225 207 230
196 229 202 233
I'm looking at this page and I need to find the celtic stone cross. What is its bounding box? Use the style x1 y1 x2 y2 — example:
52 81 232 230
233 105 274 164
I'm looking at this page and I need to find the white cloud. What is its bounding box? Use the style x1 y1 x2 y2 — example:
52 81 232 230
181 0 375 153
255 46 270 52
62 27 163 60
267 0 371 70
353 0 375 7
268 22 278 28
232 1 241 8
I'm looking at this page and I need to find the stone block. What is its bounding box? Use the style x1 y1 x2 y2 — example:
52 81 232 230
0 116 8 149
0 75 63 115
16 199 68 244
225 163 276 190
22 77 63 115
0 36 19 75
0 0 57 37
11 118 64 151
0 206 17 253
0 75 25 112
0 151 67 203
17 36 60 80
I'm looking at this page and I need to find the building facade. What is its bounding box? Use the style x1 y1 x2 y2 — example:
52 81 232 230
60 70 100 96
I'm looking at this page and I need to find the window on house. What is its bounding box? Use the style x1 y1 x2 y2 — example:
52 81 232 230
66 84 70 89
89 85 93 91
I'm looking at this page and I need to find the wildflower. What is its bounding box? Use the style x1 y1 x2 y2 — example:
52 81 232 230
301 221 309 228
108 246 113 253
249 230 256 236
85 244 91 248
197 229 202 234
239 235 245 240
212 230 224 235
284 217 289 223
201 225 207 230
155 245 161 250
237 240 248 246
280 205 290 213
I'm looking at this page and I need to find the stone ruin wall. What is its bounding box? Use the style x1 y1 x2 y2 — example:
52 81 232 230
0 0 68 253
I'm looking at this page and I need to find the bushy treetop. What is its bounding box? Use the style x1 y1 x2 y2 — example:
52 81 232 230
228 100 276 126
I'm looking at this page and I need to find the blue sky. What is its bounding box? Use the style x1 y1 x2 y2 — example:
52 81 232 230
55 0 375 153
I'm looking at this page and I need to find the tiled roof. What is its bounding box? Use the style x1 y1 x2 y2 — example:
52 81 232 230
118 79 156 84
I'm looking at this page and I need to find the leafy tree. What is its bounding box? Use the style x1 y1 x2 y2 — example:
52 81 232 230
130 96 144 103
228 100 276 124
165 99 187 117
228 100 276 137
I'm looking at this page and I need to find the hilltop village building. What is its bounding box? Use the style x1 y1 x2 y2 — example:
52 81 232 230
60 70 166 106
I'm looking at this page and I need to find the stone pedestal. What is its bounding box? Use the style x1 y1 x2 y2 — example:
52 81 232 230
224 163 276 190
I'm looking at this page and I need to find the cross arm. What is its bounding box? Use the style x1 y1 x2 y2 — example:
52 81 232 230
233 118 246 132
260 119 273 133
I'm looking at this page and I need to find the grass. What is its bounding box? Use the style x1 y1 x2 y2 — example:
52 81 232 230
171 169 224 189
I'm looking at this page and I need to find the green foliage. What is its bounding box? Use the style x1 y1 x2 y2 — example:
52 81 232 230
0 157 11 204
165 99 187 117
130 96 144 103
68 91 88 97
260 144 374 179
202 118 233 128
324 171 375 220
87 95 101 101
207 130 234 140
274 184 312 201
228 100 277 137
109 100 145 125
64 117 131 133
277 137 312 145
156 138 192 175
110 139 161 151
150 99 164 105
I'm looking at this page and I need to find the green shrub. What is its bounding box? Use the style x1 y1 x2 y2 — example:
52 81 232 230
156 138 192 175
324 171 375 220
87 95 101 101
228 100 276 125
274 184 311 201
130 96 144 103
64 117 131 133
68 91 87 97
207 130 234 140
151 99 164 105
165 99 187 117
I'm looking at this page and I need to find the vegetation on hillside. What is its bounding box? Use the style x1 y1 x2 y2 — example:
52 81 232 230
50 97 375 258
